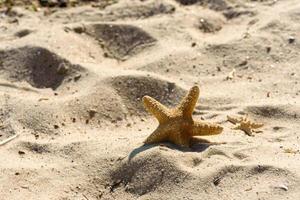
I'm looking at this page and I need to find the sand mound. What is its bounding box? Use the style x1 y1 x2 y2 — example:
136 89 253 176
205 164 300 199
19 141 52 154
49 1 175 23
77 23 157 60
0 46 85 90
103 1 176 20
107 74 186 115
203 36 291 71
106 146 300 199
176 0 228 11
63 84 129 124
288 8 300 21
197 15 224 33
6 84 129 137
245 104 300 121
259 20 290 33
223 7 256 20
109 150 187 196
11 103 66 137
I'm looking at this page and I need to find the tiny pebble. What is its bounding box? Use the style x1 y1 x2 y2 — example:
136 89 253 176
18 150 25 155
275 184 288 191
288 36 295 44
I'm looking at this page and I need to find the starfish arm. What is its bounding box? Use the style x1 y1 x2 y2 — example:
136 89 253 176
240 126 253 136
191 120 223 136
177 86 200 117
144 125 170 144
233 124 241 130
233 123 254 136
227 115 242 124
143 96 170 123
250 122 264 129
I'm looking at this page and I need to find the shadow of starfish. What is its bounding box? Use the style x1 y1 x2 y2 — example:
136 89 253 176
128 137 225 160
128 144 157 161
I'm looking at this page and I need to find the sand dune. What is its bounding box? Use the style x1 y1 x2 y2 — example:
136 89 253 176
0 0 299 199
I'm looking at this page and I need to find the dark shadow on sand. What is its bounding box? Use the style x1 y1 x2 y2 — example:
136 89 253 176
128 144 157 161
128 137 225 161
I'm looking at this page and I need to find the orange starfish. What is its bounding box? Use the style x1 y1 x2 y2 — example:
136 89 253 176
227 115 264 136
142 86 223 147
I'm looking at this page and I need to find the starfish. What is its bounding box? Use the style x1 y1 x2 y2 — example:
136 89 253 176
142 86 223 147
227 115 263 136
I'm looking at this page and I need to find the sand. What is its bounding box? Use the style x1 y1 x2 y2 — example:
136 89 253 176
0 0 299 199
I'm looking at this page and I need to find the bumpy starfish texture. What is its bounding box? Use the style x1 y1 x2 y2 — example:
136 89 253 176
227 115 263 136
142 86 223 147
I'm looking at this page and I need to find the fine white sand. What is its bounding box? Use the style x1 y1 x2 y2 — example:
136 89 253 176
0 0 299 199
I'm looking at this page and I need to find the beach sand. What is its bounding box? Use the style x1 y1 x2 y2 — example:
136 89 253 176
0 0 299 199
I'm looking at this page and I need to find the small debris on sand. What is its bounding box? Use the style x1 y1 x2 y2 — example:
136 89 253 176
226 69 236 80
288 36 295 44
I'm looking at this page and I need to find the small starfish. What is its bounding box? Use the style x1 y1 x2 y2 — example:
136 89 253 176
227 115 263 136
142 86 223 147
